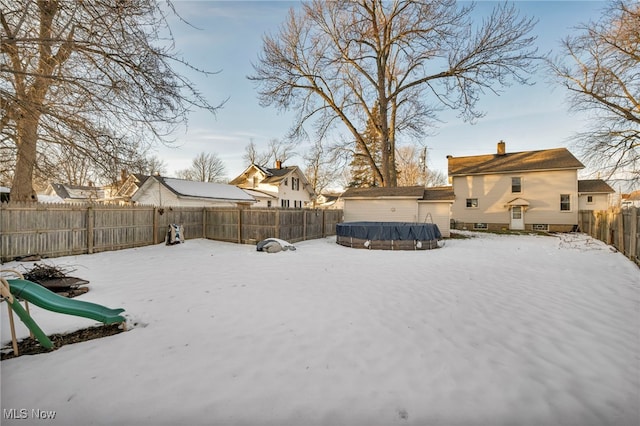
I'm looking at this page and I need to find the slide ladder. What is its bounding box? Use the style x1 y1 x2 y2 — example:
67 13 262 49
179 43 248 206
1 270 126 356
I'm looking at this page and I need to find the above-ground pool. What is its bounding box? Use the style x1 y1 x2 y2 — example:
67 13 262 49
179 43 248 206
336 221 442 250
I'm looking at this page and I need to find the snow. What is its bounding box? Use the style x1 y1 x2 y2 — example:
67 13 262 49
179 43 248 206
1 232 639 426
163 178 255 201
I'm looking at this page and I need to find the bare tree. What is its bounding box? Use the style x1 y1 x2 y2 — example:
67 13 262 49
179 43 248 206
396 145 447 187
242 138 297 168
304 139 342 202
176 152 227 182
250 0 539 187
140 156 168 177
1 0 222 201
550 1 639 184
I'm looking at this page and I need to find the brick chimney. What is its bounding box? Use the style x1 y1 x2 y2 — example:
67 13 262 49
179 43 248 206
497 140 506 156
275 160 282 169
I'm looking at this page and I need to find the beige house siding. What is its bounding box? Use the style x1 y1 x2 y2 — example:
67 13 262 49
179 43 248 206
578 193 610 210
417 201 452 237
343 198 452 237
343 198 419 222
452 169 579 230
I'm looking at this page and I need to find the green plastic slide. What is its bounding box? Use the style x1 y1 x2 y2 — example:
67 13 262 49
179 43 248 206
6 295 53 349
8 279 126 325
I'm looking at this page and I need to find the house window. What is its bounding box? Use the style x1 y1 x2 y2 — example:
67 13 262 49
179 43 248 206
281 199 290 208
587 195 594 204
466 198 478 208
292 177 299 191
532 224 549 231
474 223 488 230
267 201 272 207
511 177 522 193
560 194 571 211
284 178 288 186
252 176 258 188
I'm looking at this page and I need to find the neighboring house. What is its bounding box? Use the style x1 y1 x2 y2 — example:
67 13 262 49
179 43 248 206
44 183 105 203
229 161 315 208
448 141 586 232
111 173 151 204
577 179 615 210
1 186 10 202
315 191 345 209
621 190 640 208
341 186 455 237
131 176 255 207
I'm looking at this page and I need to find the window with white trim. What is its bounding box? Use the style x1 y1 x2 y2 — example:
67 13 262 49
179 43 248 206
474 223 488 230
511 177 522 193
560 194 571 211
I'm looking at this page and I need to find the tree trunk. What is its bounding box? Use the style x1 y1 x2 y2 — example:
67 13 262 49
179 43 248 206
11 114 40 202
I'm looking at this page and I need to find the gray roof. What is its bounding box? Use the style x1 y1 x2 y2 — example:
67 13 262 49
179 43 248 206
154 177 255 202
342 185 454 201
448 148 584 176
578 179 615 193
50 183 105 200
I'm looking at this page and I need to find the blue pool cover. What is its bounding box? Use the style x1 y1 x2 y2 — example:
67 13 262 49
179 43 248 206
336 222 442 241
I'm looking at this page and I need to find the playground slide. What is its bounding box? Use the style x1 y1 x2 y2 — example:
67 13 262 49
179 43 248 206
5 294 53 349
8 279 126 325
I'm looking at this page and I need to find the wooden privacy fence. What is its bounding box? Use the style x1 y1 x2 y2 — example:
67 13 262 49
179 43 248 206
578 207 639 266
0 202 343 261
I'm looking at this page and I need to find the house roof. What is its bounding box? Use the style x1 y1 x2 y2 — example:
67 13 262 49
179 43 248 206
261 166 306 185
448 148 584 176
342 185 455 201
229 163 314 195
49 183 105 200
342 186 425 198
422 186 455 201
241 188 277 199
137 177 255 203
577 179 615 194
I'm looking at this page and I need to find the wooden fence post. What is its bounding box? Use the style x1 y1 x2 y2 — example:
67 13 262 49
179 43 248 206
202 208 207 239
303 210 307 241
153 207 158 244
275 209 280 239
322 210 326 238
617 209 625 252
237 207 242 244
629 207 637 261
87 205 94 254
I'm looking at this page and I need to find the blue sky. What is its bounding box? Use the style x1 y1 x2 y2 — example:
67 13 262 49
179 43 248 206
158 1 608 184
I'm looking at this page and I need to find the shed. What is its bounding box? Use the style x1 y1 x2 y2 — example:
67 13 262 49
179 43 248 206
131 176 256 207
341 186 455 237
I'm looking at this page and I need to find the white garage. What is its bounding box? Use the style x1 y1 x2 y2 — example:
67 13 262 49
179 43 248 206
341 186 455 237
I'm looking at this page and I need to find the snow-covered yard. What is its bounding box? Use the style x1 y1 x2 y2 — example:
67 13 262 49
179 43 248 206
1 232 639 426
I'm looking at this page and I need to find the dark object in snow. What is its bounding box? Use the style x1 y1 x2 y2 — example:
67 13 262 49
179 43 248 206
256 238 296 253
166 224 184 245
336 221 442 250
15 254 42 262
22 263 90 298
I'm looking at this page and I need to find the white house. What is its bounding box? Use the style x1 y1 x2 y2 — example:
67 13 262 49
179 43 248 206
131 176 255 207
340 186 455 237
229 162 315 208
43 183 105 203
577 179 615 210
448 141 590 232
